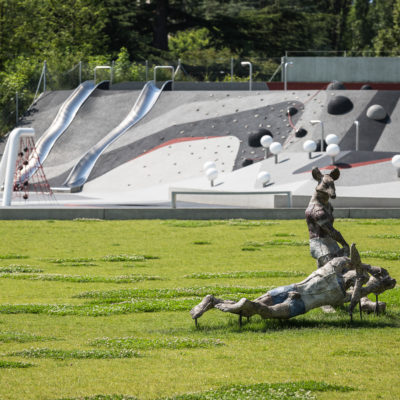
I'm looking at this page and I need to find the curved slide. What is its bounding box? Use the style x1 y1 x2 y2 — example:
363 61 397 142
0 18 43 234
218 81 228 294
63 80 171 189
20 80 106 182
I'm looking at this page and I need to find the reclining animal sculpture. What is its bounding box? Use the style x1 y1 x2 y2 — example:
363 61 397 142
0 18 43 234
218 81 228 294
190 244 396 324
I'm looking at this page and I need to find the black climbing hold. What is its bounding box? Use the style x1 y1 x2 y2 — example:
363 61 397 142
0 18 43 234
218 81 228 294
287 107 298 116
242 159 254 167
23 194 28 200
295 128 307 138
248 128 273 147
327 95 353 115
327 80 346 90
23 160 28 166
361 84 372 90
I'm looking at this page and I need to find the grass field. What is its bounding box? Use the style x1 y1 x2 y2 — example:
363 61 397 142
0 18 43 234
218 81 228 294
0 219 399 400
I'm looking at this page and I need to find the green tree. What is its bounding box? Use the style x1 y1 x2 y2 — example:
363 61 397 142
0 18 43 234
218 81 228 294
373 0 400 55
346 0 373 52
0 0 107 69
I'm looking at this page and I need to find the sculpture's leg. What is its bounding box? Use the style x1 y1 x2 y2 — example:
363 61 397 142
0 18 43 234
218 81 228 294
375 294 379 316
359 300 363 320
215 296 292 319
190 295 235 319
360 296 386 314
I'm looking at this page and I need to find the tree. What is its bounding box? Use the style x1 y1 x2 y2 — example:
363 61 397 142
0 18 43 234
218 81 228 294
347 0 373 52
0 0 107 68
373 0 400 55
152 0 169 50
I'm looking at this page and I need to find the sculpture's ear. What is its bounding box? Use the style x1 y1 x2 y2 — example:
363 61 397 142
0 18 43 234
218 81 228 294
330 167 340 181
312 167 323 181
350 243 361 267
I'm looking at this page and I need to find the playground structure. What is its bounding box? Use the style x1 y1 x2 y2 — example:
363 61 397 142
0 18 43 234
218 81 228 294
1 60 400 209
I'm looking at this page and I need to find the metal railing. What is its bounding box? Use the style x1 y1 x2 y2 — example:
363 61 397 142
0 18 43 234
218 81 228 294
94 65 112 85
154 65 175 89
170 190 292 209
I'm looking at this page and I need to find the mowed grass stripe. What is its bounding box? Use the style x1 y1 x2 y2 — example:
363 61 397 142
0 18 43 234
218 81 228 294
0 273 162 283
0 299 199 316
90 337 224 350
184 271 306 279
9 348 140 359
75 286 270 300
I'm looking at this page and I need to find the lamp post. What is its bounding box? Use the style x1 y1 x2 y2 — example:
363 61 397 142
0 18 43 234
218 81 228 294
354 120 359 151
392 155 400 177
269 142 282 164
256 171 271 187
284 61 293 91
241 61 252 91
205 167 218 187
326 143 340 165
310 120 325 151
261 135 273 159
204 161 218 186
303 140 317 159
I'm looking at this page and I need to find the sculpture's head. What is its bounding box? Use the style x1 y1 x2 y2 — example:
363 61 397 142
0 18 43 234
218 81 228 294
312 167 340 200
369 266 397 294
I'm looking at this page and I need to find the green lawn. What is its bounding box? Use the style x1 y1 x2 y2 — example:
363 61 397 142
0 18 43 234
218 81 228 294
0 219 398 400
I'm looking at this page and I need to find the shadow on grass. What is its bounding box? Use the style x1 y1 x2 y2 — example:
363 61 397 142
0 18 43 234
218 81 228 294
190 311 400 333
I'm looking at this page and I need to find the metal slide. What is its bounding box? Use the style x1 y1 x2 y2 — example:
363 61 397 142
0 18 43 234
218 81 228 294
20 80 105 182
63 80 171 189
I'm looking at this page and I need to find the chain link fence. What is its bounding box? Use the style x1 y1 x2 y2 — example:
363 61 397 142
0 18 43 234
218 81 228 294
0 57 282 137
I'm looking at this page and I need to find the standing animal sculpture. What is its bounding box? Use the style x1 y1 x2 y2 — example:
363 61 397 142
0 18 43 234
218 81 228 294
190 244 396 324
305 167 349 268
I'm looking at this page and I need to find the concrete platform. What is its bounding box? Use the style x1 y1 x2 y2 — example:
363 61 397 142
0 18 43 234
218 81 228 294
2 85 400 217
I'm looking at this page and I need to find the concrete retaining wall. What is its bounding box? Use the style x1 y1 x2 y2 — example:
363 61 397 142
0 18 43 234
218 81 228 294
1 207 400 220
287 57 400 82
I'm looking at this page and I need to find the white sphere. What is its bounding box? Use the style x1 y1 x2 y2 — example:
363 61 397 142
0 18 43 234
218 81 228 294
269 142 282 155
260 135 273 148
392 155 400 168
326 134 339 145
205 167 218 181
203 161 216 171
257 171 271 185
326 143 340 157
303 140 317 152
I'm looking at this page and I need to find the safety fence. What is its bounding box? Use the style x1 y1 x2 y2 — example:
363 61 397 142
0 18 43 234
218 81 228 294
0 57 282 137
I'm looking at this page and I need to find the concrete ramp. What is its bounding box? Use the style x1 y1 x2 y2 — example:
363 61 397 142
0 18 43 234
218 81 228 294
64 80 171 189
20 80 105 181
